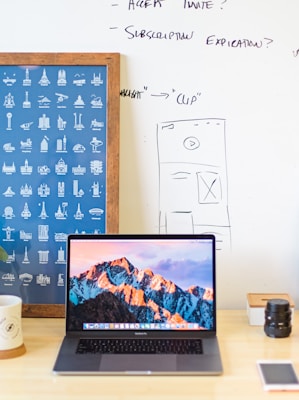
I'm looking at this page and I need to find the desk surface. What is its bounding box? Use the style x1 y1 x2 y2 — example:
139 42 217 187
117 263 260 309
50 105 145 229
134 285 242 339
1 310 298 399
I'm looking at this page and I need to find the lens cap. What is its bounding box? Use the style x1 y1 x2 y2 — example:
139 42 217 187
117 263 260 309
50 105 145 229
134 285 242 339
266 299 290 313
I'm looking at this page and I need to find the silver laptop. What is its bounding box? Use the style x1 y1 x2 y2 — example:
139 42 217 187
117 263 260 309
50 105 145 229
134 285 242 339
53 233 223 375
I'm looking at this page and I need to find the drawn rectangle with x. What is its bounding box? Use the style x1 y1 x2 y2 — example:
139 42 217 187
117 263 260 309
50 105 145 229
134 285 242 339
197 171 222 204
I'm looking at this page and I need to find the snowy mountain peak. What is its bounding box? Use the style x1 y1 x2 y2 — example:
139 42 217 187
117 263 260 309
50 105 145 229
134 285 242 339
70 257 214 329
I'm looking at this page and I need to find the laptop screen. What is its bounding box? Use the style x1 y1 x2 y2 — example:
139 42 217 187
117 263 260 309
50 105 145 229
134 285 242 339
66 234 216 332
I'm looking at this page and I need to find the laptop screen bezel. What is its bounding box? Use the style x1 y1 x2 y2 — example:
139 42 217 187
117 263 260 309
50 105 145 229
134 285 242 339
65 233 217 337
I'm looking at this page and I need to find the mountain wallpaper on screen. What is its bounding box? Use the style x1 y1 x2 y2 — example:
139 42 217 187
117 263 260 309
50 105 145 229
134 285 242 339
69 257 214 330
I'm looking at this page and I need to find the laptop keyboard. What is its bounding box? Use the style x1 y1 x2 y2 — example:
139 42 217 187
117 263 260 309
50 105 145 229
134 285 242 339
76 338 203 355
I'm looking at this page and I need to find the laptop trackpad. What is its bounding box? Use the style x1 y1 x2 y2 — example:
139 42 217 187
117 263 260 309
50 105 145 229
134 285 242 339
99 354 177 373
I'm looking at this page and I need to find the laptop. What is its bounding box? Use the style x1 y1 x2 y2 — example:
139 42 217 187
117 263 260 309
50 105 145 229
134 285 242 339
53 233 223 375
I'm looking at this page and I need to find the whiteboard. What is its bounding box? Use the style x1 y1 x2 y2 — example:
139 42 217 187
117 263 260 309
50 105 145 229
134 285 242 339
1 0 299 308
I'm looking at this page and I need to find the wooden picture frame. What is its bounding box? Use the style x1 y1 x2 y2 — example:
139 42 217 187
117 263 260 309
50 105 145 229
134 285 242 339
0 53 120 317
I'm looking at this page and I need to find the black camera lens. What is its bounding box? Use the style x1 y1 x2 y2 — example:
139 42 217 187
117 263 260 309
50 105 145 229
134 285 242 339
264 299 292 338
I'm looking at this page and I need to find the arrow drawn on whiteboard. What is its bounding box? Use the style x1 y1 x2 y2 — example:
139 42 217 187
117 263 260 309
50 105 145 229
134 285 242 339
151 93 170 99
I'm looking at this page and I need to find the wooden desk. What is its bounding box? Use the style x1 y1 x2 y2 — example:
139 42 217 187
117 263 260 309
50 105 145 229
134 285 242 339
1 310 298 399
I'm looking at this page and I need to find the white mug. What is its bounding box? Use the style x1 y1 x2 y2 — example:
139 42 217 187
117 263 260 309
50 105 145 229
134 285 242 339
0 295 25 358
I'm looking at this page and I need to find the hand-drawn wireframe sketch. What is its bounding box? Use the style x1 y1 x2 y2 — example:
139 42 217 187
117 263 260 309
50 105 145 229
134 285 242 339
157 118 231 251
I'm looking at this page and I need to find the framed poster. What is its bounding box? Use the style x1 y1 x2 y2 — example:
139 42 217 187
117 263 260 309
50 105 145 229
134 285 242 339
0 53 120 317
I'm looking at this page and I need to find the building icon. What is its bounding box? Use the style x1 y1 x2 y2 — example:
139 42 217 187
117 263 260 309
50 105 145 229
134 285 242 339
4 93 15 108
57 115 67 130
38 225 49 241
38 113 50 130
40 136 49 152
58 182 65 197
23 91 31 108
38 252 49 264
57 69 67 86
55 247 66 264
38 68 50 86
23 68 31 86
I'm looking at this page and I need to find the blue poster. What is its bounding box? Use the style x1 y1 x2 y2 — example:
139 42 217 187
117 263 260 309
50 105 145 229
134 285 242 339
0 65 108 304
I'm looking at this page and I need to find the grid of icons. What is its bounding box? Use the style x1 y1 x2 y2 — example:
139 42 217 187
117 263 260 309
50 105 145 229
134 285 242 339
0 65 108 304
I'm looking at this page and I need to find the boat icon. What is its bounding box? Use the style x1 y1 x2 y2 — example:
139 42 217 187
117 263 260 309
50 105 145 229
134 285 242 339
90 96 103 108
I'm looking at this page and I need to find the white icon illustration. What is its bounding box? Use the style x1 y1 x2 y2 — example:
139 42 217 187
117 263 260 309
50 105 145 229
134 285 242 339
38 68 50 86
73 112 84 130
55 202 68 219
57 115 67 129
20 159 33 175
56 135 67 152
74 203 84 220
21 202 31 219
55 158 68 175
73 73 85 86
19 273 33 284
91 73 103 86
55 93 68 107
23 68 31 86
37 183 50 197
89 208 104 220
20 183 32 197
36 274 51 284
73 143 85 153
23 91 31 108
57 182 65 197
55 247 66 264
73 180 84 197
57 69 67 86
2 226 15 241
6 112 12 130
90 136 103 151
72 164 86 175
4 250 15 263
90 95 103 108
38 113 50 130
57 273 64 286
4 93 15 108
90 120 104 131
20 230 32 241
2 161 16 174
3 186 15 197
91 182 101 197
20 121 33 130
38 225 49 241
74 95 85 108
22 247 30 264
40 136 49 152
90 160 103 175
1 272 16 282
3 143 15 152
39 201 49 219
38 95 51 108
3 73 16 86
54 232 67 242
20 138 32 152
38 251 49 264
37 165 51 175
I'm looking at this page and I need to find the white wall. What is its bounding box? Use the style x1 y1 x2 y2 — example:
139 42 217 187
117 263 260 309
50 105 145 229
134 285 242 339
1 0 299 308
